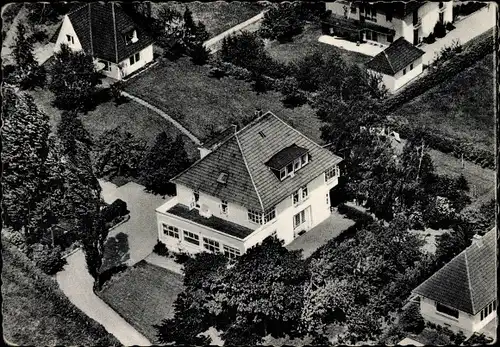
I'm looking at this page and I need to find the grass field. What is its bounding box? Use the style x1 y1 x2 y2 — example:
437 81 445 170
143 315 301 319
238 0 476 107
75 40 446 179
1 239 120 346
265 23 372 66
98 261 184 343
389 53 495 153
153 1 265 37
123 57 324 144
28 88 199 160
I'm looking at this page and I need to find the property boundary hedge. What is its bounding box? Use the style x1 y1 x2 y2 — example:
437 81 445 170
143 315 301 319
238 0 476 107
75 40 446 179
381 30 494 114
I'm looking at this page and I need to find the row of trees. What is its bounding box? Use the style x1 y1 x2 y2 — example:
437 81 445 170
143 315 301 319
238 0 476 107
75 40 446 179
3 85 109 284
93 128 191 196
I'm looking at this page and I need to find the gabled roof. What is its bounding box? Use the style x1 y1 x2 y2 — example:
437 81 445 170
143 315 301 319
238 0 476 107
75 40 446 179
413 228 497 315
366 37 424 76
172 112 343 211
55 2 153 63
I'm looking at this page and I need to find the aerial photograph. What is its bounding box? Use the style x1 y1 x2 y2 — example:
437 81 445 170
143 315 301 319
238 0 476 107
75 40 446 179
1 1 497 346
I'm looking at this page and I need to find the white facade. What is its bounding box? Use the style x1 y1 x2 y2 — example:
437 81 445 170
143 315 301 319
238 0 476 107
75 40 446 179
419 296 497 335
156 167 340 256
369 56 423 92
326 1 454 46
53 16 154 80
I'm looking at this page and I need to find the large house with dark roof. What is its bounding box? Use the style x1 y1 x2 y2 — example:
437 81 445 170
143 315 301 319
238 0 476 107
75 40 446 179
323 1 453 46
53 2 154 80
366 37 425 92
155 111 343 257
412 228 497 336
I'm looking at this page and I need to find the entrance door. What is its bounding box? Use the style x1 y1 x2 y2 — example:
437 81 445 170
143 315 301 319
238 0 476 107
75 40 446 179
293 207 312 237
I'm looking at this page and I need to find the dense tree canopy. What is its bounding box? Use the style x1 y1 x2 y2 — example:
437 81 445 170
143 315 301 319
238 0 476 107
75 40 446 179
49 44 101 110
260 2 304 42
11 23 45 89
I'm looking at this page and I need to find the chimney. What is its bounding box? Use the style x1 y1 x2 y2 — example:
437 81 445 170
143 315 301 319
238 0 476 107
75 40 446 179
472 233 483 247
254 108 262 118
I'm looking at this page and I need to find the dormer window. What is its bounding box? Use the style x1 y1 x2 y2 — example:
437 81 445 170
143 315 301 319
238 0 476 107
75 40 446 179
66 34 74 44
265 144 310 181
124 29 138 45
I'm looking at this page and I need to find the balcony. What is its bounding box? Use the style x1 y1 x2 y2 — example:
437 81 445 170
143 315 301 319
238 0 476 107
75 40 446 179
156 197 255 240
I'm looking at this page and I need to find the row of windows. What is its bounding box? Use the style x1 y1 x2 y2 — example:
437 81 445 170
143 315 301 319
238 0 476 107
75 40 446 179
325 165 340 182
402 63 415 76
480 300 497 321
279 153 309 180
248 208 276 225
436 302 459 319
129 52 140 65
162 224 241 259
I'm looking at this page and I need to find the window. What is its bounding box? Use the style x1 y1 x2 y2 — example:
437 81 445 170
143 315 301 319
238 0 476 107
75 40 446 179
129 52 140 65
162 224 179 239
302 186 308 199
223 245 241 259
271 230 277 238
293 187 309 205
183 230 199 245
279 169 286 180
264 208 276 223
387 35 394 43
350 5 357 14
410 63 414 70
372 31 378 42
403 68 407 75
436 303 459 319
325 165 339 182
124 30 138 45
294 209 306 229
203 237 220 253
286 163 293 175
293 191 300 204
220 200 228 215
66 34 74 44
193 191 200 208
301 153 309 166
326 192 330 206
386 10 393 22
99 60 112 72
294 158 301 170
248 209 262 224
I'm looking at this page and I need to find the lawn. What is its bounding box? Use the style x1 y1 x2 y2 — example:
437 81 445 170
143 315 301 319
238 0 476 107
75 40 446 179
28 88 199 160
389 53 495 153
97 260 184 343
1 239 120 346
265 23 372 66
153 1 265 37
123 57 325 144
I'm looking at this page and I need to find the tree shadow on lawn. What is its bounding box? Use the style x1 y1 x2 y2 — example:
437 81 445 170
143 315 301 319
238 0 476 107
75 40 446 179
101 232 130 272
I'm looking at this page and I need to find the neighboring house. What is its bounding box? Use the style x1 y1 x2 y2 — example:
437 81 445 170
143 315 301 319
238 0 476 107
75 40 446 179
412 228 497 336
52 2 154 80
366 37 425 92
323 1 453 46
156 111 343 257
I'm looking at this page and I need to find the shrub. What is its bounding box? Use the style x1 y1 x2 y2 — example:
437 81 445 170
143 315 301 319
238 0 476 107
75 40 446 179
110 80 126 105
174 252 191 264
280 77 307 107
102 199 129 224
31 28 48 43
434 21 446 38
399 303 425 333
454 331 467 345
433 39 462 66
97 263 128 289
337 203 374 225
190 42 210 65
31 243 66 275
153 241 170 257
424 32 436 44
446 22 455 31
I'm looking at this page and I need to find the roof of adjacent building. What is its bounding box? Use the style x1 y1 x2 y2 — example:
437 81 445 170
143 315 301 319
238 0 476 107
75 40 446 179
366 37 425 76
53 2 153 63
172 111 343 212
413 228 497 315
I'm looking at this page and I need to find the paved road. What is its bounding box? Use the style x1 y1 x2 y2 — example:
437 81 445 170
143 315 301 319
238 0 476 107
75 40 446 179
56 250 151 346
121 91 201 145
420 4 496 64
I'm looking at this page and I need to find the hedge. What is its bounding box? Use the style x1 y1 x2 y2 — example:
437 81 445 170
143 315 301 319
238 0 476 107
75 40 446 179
381 30 494 114
394 122 495 169
337 203 375 225
102 199 129 224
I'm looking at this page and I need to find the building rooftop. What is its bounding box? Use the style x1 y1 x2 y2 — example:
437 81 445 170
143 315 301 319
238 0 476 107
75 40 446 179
413 228 497 315
265 144 309 171
166 203 254 240
322 12 396 35
52 2 153 63
172 111 343 212
366 37 425 76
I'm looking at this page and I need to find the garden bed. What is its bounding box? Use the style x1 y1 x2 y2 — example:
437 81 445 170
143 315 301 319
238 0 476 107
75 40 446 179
97 261 184 343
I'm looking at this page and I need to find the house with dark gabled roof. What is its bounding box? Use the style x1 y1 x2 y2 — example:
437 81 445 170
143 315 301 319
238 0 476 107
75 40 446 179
366 37 425 92
52 2 154 80
155 111 343 258
412 228 497 336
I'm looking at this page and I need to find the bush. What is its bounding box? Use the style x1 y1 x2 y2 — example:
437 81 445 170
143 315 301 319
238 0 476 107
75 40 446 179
423 32 436 44
31 28 48 43
190 42 210 65
31 243 66 275
153 241 170 257
337 203 374 225
446 22 455 31
399 304 425 334
97 263 128 289
280 77 307 107
463 332 493 345
434 21 446 38
102 199 129 224
174 252 191 264
260 3 304 42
